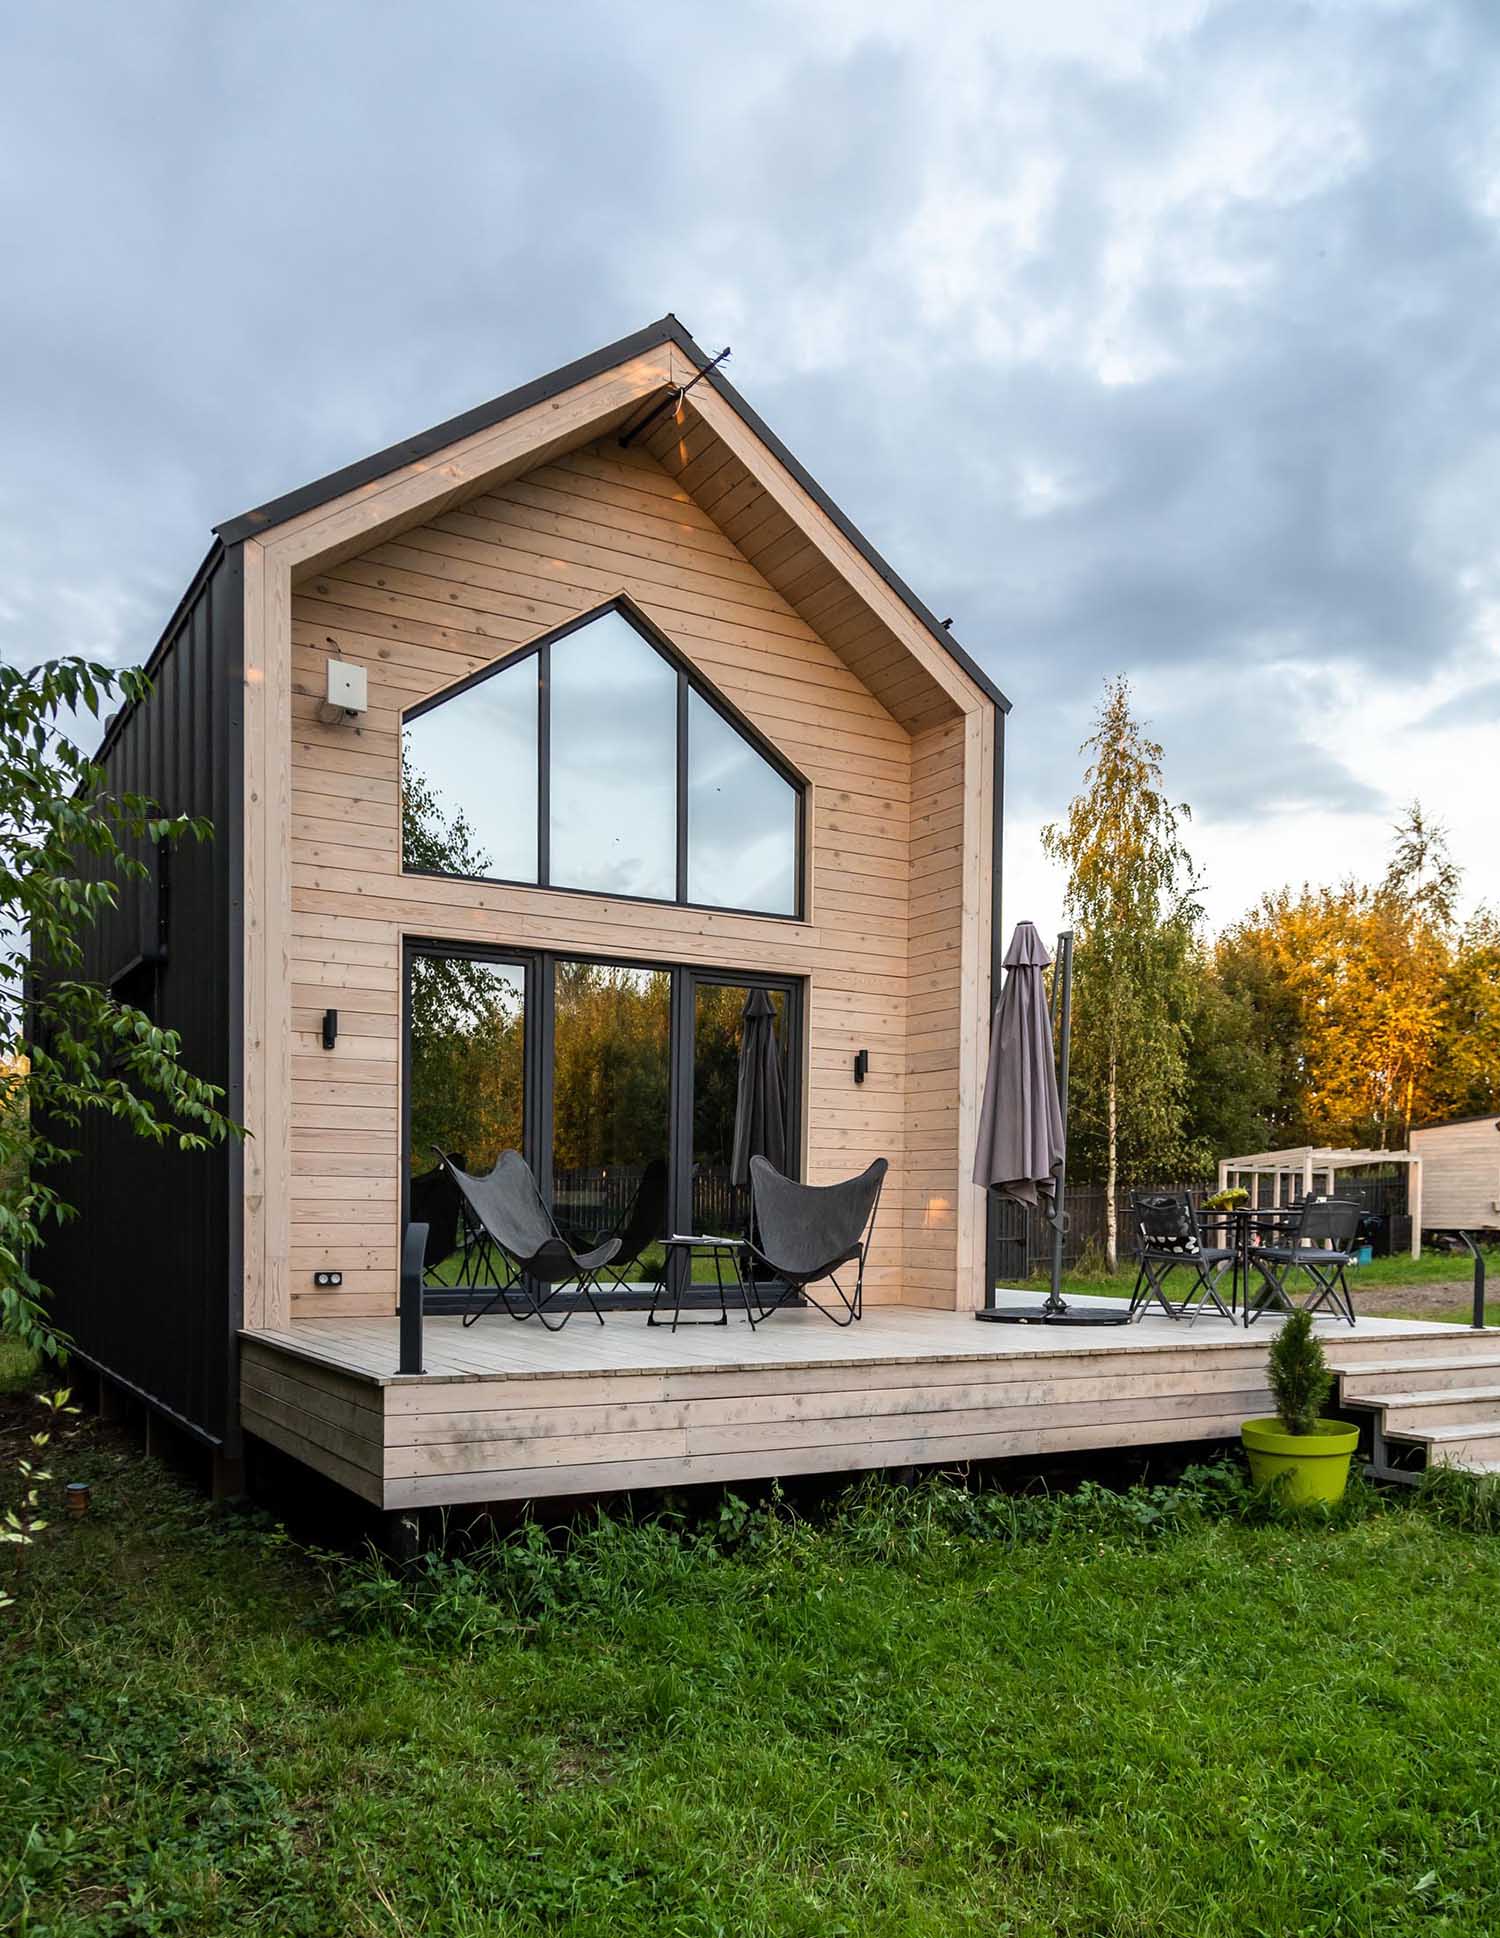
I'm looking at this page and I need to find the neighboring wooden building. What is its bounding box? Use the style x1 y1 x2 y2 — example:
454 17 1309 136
1410 1117 1500 1234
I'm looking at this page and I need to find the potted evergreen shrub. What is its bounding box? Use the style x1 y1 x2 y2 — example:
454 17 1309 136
1241 1309 1359 1504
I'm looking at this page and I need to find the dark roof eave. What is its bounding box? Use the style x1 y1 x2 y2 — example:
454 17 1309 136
213 317 687 546
214 313 1010 714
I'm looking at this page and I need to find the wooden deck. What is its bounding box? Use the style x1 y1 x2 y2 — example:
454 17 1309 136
238 1301 1496 1511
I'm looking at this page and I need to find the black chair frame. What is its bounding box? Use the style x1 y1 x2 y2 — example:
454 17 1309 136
1246 1196 1361 1328
1128 1194 1235 1322
430 1148 619 1332
740 1156 887 1328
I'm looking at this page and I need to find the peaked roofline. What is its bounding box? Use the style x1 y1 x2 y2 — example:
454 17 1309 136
215 314 1010 713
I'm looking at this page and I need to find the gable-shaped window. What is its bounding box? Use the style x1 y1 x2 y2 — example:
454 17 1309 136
402 600 803 918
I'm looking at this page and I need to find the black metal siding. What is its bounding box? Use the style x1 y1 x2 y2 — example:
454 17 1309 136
38 546 243 1448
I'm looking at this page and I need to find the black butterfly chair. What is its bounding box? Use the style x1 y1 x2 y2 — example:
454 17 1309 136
1129 1194 1235 1322
1247 1196 1361 1327
742 1156 887 1327
597 1157 669 1295
430 1147 620 1331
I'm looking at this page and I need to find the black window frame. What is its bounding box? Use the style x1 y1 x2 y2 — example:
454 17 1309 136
401 595 808 922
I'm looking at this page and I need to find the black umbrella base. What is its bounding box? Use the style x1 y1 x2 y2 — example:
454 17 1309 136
976 1304 1132 1327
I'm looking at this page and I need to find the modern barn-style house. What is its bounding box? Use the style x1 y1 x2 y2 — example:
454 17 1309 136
47 318 1500 1518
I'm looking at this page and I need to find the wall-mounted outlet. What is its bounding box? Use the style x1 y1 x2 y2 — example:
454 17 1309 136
313 1270 343 1288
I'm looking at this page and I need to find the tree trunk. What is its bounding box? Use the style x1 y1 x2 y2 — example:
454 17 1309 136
1105 1051 1119 1272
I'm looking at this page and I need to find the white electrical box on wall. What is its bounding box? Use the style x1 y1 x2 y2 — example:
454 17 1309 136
325 659 368 715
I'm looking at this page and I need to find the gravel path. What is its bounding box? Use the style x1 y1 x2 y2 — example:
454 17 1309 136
1350 1280 1481 1317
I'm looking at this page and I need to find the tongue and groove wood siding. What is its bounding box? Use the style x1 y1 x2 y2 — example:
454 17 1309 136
285 437 983 1320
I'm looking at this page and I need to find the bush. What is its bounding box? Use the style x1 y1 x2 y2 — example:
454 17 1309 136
1267 1306 1331 1433
325 1459 1363 1649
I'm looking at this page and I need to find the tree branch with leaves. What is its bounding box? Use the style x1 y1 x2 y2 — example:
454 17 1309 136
1 659 242 1359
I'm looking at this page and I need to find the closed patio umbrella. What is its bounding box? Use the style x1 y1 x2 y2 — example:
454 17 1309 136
974 923 1128 1326
730 987 786 1186
973 921 1064 1207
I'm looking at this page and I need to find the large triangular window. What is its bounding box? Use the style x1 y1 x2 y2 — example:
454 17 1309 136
402 600 803 917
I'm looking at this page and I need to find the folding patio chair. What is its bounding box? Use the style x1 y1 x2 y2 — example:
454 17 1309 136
1246 1196 1361 1327
430 1147 620 1331
1128 1194 1235 1322
741 1155 887 1327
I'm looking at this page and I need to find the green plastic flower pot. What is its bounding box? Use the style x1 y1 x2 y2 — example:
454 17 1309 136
1241 1418 1360 1505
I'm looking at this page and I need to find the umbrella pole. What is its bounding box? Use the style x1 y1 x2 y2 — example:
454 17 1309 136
1043 930 1074 1315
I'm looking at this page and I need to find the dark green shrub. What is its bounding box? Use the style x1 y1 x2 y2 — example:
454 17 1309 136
1267 1306 1331 1434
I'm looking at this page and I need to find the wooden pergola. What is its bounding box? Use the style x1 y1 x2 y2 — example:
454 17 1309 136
1217 1148 1422 1258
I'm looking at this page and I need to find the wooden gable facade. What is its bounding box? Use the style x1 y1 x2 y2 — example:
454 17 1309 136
234 322 1004 1340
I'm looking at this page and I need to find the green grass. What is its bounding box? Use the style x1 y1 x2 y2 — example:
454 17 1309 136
0 1335 39 1395
6 1396 1500 1934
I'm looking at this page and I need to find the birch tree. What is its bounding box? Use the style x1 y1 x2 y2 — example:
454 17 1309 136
1042 678 1200 1266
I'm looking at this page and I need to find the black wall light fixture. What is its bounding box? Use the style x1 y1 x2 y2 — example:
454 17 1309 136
854 1048 869 1084
322 1008 338 1050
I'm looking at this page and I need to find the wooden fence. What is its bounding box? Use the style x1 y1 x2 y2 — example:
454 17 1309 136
992 1169 1413 1282
991 1179 1212 1281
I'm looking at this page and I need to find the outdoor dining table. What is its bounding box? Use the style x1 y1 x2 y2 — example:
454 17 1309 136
1207 1207 1302 1326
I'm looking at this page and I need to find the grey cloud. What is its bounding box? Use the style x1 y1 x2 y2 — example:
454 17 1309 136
1 0 1496 901
1420 679 1500 730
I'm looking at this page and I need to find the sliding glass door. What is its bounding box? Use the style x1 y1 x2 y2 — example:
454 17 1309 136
404 944 800 1303
407 950 529 1284
686 977 791 1249
550 960 672 1294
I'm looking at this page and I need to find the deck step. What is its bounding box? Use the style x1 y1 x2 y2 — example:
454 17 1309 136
1340 1354 1500 1396
1365 1389 1500 1432
1386 1420 1500 1468
1330 1331 1497 1362
1335 1351 1500 1473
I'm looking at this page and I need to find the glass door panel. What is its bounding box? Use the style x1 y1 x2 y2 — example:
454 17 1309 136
407 952 526 1282
689 980 792 1289
551 960 672 1291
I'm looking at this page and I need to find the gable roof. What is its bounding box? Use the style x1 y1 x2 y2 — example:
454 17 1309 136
215 315 1009 714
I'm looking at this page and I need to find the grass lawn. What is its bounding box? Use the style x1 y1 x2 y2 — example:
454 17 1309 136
5 1379 1500 1934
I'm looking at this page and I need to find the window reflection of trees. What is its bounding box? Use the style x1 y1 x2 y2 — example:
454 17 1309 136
399 604 801 917
552 961 670 1257
408 955 525 1181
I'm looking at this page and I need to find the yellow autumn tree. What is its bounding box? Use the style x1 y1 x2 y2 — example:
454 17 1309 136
1429 907 1500 1121
1211 806 1461 1149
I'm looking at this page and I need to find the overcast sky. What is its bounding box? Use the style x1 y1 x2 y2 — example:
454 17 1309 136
3 0 1497 941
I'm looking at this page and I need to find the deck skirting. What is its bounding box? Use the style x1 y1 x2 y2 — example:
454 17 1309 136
237 1306 1495 1510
